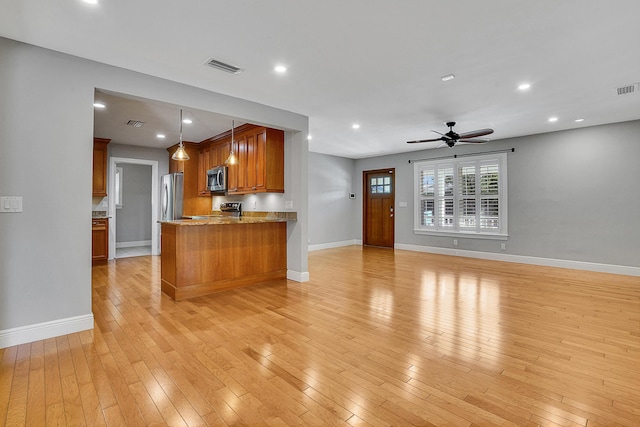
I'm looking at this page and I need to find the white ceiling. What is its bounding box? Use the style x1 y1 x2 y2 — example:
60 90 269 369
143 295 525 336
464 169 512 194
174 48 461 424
2 0 640 158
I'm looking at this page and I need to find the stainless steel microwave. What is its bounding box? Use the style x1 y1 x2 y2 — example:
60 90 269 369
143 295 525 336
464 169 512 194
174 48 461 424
207 166 228 193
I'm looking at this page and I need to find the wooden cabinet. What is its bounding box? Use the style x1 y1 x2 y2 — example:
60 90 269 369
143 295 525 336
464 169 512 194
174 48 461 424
211 140 230 167
228 126 284 195
92 138 110 197
171 124 284 205
92 218 108 264
167 142 211 215
197 145 211 196
160 221 287 300
197 138 234 196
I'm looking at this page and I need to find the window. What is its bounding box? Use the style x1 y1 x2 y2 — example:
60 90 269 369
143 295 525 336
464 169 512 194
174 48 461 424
370 176 392 194
414 153 507 238
114 166 123 209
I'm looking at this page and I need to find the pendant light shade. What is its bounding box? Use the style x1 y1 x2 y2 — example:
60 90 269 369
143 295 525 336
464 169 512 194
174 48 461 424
171 109 190 161
225 120 238 165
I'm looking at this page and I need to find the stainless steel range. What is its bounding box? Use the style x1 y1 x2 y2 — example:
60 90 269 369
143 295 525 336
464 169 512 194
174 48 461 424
220 202 242 217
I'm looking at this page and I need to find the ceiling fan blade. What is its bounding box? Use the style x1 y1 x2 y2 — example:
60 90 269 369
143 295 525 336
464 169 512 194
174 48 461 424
431 129 445 136
458 138 490 143
406 137 444 144
458 128 494 139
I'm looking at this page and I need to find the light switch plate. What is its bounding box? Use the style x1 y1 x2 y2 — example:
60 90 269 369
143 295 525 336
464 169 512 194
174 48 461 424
0 196 23 213
399 201 408 208
284 200 294 210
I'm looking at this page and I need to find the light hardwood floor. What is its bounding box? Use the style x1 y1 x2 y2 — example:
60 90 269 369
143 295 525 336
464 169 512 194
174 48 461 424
1 246 639 426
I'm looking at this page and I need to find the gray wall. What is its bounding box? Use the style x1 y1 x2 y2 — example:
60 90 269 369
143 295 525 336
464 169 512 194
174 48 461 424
116 163 152 243
350 120 640 268
109 143 169 178
0 37 309 337
308 153 357 246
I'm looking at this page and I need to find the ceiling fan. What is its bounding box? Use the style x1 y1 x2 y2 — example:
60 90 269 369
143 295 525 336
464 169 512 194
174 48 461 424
407 121 494 148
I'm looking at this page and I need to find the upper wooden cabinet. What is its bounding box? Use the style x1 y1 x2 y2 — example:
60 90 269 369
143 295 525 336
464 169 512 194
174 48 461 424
170 125 284 210
197 144 212 196
232 126 284 194
92 138 110 197
197 137 232 196
196 125 284 195
167 142 210 215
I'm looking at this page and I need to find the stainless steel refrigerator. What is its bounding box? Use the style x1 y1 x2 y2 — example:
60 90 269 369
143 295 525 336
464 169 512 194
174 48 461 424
161 172 184 221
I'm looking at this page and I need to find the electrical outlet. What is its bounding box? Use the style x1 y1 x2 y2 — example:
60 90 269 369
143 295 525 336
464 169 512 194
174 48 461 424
453 239 458 246
501 243 506 251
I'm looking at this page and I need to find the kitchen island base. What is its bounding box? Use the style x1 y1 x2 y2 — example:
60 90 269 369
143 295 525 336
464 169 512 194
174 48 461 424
161 220 287 300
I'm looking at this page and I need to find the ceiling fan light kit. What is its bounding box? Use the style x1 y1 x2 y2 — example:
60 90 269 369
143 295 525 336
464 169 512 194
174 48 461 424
407 121 494 148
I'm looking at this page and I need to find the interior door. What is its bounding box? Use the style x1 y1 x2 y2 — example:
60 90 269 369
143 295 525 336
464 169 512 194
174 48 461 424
363 168 395 248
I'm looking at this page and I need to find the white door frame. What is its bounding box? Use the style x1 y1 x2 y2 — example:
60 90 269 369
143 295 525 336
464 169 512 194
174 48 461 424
108 157 159 258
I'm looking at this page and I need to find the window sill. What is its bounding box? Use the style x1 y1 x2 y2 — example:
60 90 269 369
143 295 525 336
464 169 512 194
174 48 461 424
414 229 508 240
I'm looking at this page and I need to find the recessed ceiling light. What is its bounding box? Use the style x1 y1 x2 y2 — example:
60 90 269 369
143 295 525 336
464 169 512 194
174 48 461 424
83 0 98 4
441 74 455 82
352 124 360 129
575 118 584 123
307 134 312 140
518 83 531 91
548 117 558 122
93 102 105 109
182 118 192 124
275 65 287 73
157 134 166 139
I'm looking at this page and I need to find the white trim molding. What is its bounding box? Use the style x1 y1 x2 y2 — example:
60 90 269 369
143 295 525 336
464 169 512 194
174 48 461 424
0 314 94 348
395 243 640 277
116 240 152 249
287 270 310 282
109 157 159 258
309 239 362 252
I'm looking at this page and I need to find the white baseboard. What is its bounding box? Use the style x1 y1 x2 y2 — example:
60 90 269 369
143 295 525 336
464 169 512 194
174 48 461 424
394 243 640 277
309 239 362 252
0 314 94 349
287 270 310 282
116 240 152 249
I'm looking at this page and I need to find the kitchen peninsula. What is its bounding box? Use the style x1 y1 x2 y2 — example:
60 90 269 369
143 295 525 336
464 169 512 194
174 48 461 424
160 213 295 300
161 123 293 300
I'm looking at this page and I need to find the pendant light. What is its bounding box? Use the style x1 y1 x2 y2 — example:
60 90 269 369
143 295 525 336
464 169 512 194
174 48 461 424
225 119 238 165
171 109 190 161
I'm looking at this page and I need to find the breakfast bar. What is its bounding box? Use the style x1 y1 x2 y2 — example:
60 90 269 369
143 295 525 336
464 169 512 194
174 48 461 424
160 216 289 300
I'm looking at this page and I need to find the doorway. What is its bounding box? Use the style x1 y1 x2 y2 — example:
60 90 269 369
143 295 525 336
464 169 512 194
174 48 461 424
363 168 395 248
108 157 159 259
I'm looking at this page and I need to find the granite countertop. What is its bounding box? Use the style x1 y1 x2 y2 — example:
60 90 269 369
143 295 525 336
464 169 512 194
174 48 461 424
163 216 289 226
92 211 110 219
162 211 297 226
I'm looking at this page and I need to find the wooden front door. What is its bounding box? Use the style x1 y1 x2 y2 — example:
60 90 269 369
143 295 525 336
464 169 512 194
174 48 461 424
363 168 395 248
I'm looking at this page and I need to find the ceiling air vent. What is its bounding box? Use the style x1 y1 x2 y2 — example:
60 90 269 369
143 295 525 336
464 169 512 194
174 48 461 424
616 82 640 96
204 57 243 74
126 120 145 128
